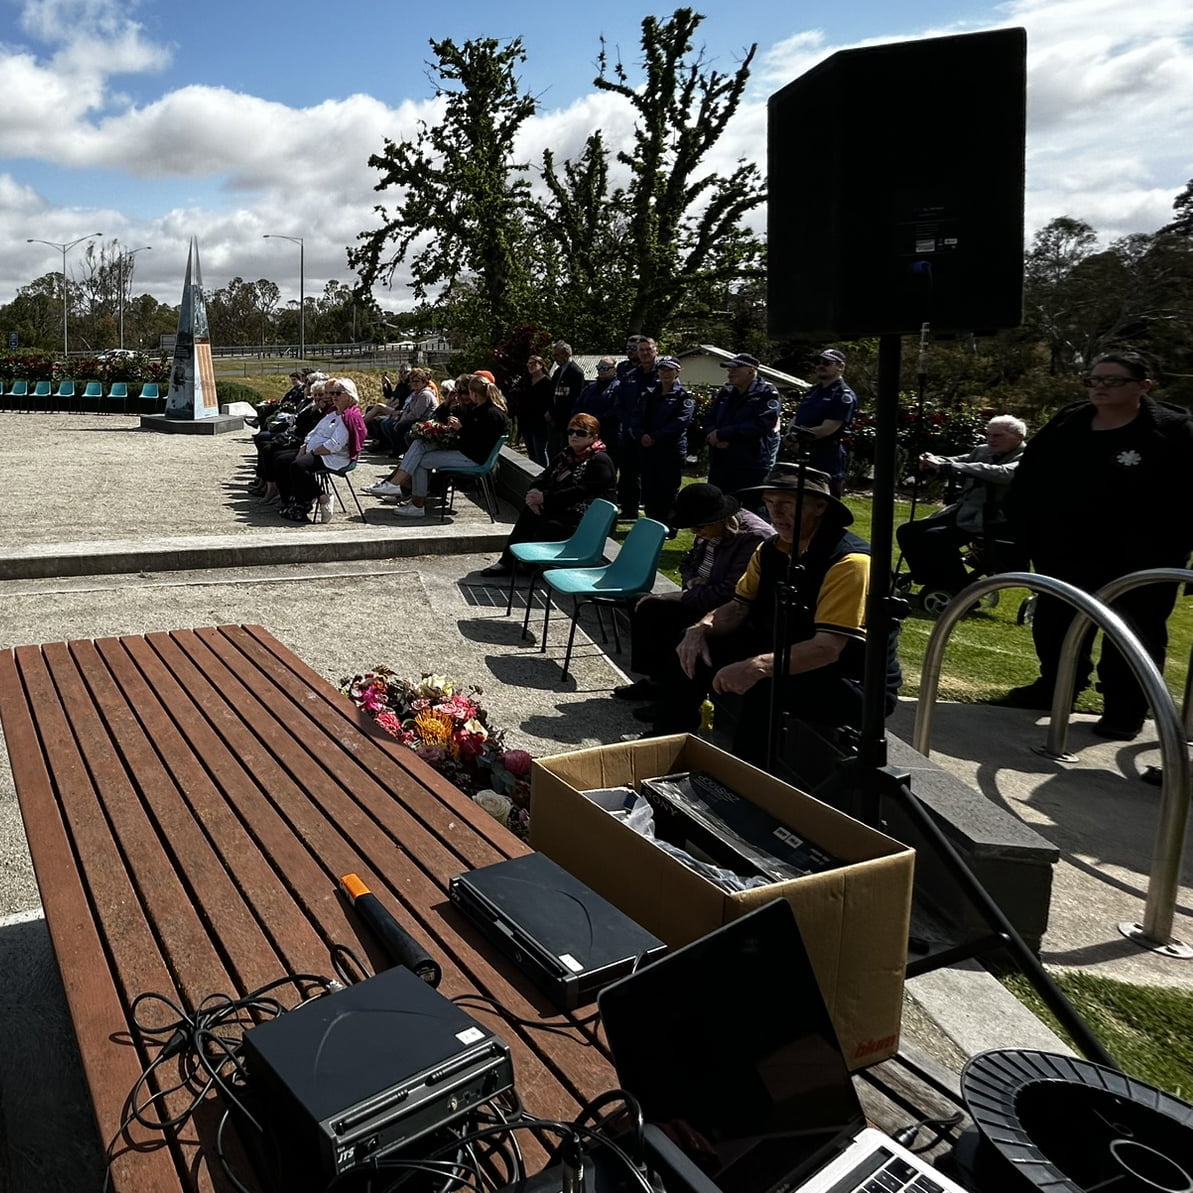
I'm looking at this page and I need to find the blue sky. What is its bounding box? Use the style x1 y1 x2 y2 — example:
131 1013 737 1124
2 0 1190 314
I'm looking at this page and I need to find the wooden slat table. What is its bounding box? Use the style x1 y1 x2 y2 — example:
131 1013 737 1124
0 625 616 1192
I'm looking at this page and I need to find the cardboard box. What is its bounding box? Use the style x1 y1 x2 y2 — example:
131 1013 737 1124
531 735 915 1070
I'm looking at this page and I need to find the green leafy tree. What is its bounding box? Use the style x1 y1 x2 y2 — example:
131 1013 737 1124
1162 177 1193 238
351 36 537 348
0 273 64 350
589 8 766 336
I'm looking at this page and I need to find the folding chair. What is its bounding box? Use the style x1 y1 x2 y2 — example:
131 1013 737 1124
316 459 368 524
538 517 669 681
504 498 618 629
433 435 507 522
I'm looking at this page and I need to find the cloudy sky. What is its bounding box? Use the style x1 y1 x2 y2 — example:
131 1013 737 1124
2 0 1190 317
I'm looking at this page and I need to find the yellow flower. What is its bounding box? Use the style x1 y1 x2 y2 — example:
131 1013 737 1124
414 708 455 750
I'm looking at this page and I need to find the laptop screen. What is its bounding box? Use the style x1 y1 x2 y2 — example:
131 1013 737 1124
598 899 865 1193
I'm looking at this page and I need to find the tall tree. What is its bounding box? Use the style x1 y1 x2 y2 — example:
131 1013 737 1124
1162 177 1193 238
590 8 765 336
350 36 537 347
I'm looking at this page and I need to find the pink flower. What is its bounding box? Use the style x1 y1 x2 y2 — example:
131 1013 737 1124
373 710 403 738
416 745 447 764
500 749 533 777
360 685 388 712
455 731 486 760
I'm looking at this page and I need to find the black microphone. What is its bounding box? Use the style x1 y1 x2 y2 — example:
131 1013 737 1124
338 873 442 986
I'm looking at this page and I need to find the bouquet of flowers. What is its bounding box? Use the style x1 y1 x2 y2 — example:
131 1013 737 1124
408 419 459 448
339 667 532 839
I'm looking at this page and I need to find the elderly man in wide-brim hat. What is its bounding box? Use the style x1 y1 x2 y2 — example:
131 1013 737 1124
632 463 902 764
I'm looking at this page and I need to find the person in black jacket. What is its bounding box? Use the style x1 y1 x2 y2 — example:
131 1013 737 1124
628 355 694 523
998 352 1193 738
517 355 554 466
479 413 616 577
546 341 586 458
613 483 774 702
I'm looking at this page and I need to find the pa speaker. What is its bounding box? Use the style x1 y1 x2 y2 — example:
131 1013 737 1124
767 28 1026 339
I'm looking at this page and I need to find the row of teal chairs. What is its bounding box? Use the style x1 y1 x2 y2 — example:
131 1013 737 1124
0 380 162 414
500 498 669 681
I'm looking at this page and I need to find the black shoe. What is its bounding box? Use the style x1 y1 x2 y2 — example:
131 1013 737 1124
613 679 662 701
632 704 663 723
479 562 512 578
1091 717 1143 741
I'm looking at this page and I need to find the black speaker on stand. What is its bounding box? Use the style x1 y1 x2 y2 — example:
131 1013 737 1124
766 30 1119 1072
768 27 1027 338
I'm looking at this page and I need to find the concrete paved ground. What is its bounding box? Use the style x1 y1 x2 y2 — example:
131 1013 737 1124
0 412 1190 1188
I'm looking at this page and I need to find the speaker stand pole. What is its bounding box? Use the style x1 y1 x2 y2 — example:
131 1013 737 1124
814 334 1118 1071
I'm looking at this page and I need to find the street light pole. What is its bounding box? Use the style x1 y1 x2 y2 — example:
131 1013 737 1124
26 232 103 357
116 244 152 349
263 234 304 361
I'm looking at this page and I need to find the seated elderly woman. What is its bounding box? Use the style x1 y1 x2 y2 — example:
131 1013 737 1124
376 373 444 456
253 380 336 501
611 482 774 701
362 375 508 518
478 413 617 577
277 379 367 523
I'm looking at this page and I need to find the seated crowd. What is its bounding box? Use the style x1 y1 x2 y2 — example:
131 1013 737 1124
241 345 1191 751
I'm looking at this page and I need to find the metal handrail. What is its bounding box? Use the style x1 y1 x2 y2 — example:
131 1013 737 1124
1046 568 1193 756
1043 568 1193 952
912 571 1190 953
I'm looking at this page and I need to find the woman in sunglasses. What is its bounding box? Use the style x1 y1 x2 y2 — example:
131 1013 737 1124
479 413 616 577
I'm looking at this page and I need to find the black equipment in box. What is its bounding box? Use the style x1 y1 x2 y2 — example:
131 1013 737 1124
449 852 667 1010
239 965 513 1191
640 771 841 882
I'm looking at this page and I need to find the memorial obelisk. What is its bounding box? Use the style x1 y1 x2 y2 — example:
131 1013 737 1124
143 237 241 433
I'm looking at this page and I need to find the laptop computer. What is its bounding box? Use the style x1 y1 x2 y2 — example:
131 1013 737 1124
449 852 667 1010
598 899 971 1193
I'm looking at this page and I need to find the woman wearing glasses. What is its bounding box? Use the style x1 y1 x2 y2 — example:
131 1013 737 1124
479 413 616 578
999 352 1193 740
365 376 509 518
278 379 366 523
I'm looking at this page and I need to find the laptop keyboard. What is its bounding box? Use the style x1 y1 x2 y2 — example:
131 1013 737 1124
826 1148 947 1193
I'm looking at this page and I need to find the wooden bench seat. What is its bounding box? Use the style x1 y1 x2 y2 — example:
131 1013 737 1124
0 625 615 1192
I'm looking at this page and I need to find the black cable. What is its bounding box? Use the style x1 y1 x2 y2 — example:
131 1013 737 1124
108 972 341 1192
330 941 373 986
892 1110 964 1152
450 991 600 1033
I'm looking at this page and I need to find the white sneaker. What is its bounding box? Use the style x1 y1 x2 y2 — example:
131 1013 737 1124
365 481 406 496
395 503 427 518
318 498 335 524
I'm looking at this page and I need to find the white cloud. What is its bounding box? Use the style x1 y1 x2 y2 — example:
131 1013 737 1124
1 0 1191 309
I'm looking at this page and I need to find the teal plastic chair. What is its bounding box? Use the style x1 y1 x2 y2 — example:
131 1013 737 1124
33 381 52 401
538 516 669 681
10 380 28 398
505 498 618 629
79 380 102 412
433 435 507 522
316 458 368 524
53 380 75 410
107 382 129 413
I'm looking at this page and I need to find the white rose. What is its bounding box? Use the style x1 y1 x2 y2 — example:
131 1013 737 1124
473 789 512 826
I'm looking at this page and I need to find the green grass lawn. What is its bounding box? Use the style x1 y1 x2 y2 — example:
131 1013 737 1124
1001 971 1193 1097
